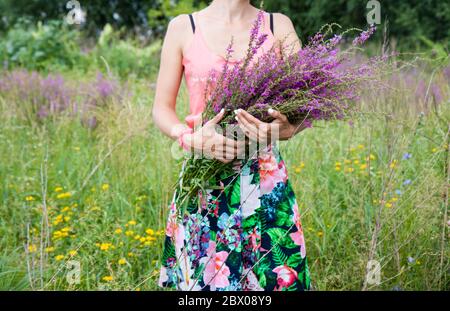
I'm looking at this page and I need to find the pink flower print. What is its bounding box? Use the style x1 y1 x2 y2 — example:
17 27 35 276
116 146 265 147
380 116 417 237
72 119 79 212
242 268 264 291
165 202 178 237
258 153 287 194
272 264 298 289
165 203 185 255
289 202 306 258
249 227 261 252
199 241 231 290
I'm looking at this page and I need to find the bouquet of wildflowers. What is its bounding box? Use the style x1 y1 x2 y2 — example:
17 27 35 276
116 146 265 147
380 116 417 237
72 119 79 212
176 10 381 211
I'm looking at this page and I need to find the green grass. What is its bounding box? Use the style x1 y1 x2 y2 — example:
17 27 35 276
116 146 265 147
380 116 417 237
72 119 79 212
0 66 449 291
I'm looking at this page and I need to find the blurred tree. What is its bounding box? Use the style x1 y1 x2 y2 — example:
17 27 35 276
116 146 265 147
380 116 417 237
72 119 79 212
262 0 450 50
148 0 207 37
0 0 448 50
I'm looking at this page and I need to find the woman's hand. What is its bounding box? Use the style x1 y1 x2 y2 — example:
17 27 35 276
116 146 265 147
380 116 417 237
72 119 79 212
183 109 246 163
235 108 308 143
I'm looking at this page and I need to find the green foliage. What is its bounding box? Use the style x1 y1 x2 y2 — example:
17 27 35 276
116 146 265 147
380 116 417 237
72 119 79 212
93 24 162 79
262 0 450 51
148 0 208 36
0 19 83 71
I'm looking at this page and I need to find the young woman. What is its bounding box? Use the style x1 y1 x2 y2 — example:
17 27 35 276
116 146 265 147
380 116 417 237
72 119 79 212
153 0 310 291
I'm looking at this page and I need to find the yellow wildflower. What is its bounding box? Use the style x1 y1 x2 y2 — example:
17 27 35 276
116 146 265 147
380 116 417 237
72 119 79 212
45 247 55 253
99 243 113 251
294 167 302 173
360 164 367 170
125 230 134 236
114 228 123 234
56 192 72 199
28 244 37 253
68 250 77 256
128 252 135 257
385 202 393 208
357 144 365 150
55 255 65 261
25 196 35 202
389 160 398 169
128 220 137 226
102 183 110 191
102 276 113 282
317 231 323 237
118 258 127 265
145 229 155 235
54 187 63 193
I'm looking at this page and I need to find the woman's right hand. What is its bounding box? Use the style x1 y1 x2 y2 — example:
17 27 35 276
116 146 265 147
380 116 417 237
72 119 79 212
183 109 246 163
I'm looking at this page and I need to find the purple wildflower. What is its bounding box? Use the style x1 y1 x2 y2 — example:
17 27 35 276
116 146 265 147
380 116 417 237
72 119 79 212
352 24 376 46
402 153 412 160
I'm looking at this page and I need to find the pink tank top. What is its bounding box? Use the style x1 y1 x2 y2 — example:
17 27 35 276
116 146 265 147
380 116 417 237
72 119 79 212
182 11 276 128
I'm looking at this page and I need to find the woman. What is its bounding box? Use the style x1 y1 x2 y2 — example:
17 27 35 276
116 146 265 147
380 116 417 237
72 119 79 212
153 0 310 291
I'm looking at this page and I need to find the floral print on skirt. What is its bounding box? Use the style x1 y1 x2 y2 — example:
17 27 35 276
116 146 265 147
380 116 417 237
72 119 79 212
158 144 310 291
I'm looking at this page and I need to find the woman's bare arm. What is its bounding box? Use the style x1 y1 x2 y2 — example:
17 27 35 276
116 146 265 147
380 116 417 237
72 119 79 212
273 13 302 54
152 15 189 140
151 15 245 162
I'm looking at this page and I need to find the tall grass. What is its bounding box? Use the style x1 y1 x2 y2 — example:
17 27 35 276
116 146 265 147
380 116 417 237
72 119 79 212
0 59 448 290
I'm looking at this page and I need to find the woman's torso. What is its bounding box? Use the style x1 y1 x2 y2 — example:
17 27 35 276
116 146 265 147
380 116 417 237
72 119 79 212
182 11 276 128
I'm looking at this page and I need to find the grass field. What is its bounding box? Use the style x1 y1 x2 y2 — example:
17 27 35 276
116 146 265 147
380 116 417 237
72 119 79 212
0 59 449 291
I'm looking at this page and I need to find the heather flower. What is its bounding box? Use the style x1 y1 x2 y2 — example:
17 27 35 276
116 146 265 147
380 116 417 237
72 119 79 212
352 24 376 46
0 69 126 127
176 14 383 207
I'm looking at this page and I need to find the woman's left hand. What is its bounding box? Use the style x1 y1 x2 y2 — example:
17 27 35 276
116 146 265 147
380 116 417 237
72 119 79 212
234 108 308 143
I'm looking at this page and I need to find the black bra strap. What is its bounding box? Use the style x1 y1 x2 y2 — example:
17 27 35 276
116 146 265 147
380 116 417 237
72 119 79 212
188 14 196 33
269 13 274 35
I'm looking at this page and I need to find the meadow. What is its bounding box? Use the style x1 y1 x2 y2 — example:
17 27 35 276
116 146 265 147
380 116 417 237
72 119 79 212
0 23 449 291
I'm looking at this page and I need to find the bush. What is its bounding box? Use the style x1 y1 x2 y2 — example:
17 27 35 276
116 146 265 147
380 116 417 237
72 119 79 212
0 19 84 71
93 24 162 79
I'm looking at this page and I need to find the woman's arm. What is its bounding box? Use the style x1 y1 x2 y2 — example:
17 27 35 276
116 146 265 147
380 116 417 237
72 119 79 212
152 15 245 162
273 13 302 54
152 15 189 140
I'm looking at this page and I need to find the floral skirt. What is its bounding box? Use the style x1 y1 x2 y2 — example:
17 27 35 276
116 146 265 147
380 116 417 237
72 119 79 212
158 144 310 291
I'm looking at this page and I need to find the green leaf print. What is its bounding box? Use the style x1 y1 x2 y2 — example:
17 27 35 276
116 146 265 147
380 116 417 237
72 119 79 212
251 171 260 185
271 243 288 267
287 252 302 268
162 237 176 262
230 178 241 206
242 214 258 231
267 228 298 249
275 211 290 227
